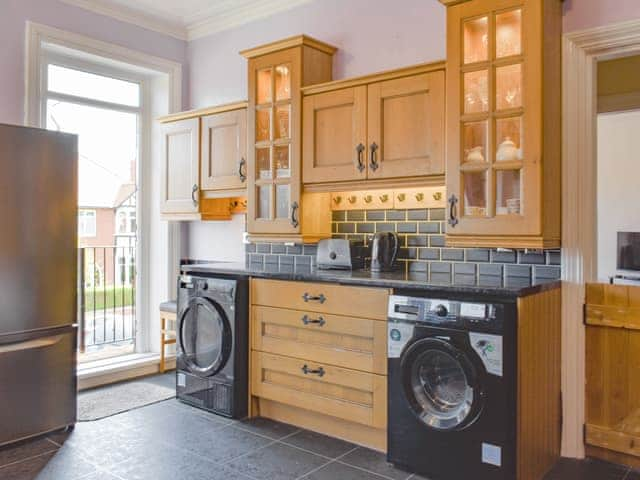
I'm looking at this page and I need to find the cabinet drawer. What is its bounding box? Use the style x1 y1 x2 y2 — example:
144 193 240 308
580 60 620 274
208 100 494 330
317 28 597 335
251 351 386 428
251 279 390 320
252 306 386 374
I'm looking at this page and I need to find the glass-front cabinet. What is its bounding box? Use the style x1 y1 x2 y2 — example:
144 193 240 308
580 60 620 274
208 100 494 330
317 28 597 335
443 0 562 249
242 36 336 241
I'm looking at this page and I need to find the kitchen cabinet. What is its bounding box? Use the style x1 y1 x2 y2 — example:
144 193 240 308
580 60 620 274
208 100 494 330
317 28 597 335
442 0 562 248
241 36 336 242
158 102 248 221
249 278 390 451
302 64 445 188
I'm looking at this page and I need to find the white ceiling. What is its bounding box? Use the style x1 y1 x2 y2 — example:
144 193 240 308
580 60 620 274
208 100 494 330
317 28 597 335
60 0 314 41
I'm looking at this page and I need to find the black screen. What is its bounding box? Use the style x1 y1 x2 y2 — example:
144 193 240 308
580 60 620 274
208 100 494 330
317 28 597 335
617 232 640 271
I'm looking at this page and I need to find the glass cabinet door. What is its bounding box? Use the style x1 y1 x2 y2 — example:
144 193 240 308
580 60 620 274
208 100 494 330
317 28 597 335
455 5 524 225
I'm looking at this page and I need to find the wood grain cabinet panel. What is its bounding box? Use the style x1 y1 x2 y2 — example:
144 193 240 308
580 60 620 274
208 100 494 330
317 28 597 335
367 72 445 179
303 87 367 183
251 351 387 429
160 118 200 215
201 109 247 192
252 305 387 374
251 278 390 320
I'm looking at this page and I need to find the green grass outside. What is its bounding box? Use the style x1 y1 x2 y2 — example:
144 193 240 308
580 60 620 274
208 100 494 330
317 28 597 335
83 286 134 311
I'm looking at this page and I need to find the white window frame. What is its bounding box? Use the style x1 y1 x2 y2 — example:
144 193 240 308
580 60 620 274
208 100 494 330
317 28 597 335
78 209 97 237
25 22 183 359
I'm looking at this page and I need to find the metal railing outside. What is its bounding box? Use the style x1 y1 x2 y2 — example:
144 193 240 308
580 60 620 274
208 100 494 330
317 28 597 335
77 240 136 353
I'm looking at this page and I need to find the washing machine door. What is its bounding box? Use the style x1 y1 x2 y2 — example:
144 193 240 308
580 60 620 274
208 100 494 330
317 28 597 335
400 337 484 431
179 296 232 377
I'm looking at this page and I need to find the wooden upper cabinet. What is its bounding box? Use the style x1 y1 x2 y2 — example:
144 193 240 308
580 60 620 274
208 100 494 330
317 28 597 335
367 72 445 180
444 0 562 248
242 36 336 242
303 86 367 183
160 118 200 215
301 63 446 188
201 108 247 192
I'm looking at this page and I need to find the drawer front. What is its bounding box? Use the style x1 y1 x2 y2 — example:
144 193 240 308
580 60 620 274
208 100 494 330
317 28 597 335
252 306 387 374
251 279 390 320
251 351 386 428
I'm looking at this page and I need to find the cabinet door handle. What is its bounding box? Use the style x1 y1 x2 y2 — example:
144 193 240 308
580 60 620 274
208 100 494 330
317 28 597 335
290 201 299 228
302 315 326 326
238 157 247 182
369 142 379 171
191 184 199 206
448 194 459 227
356 143 366 172
301 364 325 377
302 292 326 304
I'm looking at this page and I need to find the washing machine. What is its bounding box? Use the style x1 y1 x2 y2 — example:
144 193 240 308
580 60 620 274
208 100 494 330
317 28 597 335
176 274 248 419
387 293 517 480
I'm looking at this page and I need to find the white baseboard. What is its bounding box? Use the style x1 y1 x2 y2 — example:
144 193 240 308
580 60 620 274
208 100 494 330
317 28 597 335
78 353 176 390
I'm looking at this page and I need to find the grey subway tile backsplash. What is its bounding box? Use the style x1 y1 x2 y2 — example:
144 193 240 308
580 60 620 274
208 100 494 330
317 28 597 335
247 208 562 282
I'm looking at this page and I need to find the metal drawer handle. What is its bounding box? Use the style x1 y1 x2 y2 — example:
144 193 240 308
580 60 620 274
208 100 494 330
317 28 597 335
369 142 379 171
191 184 199 206
290 202 299 228
302 292 326 303
356 143 365 172
301 364 325 377
238 157 247 182
448 194 459 227
302 315 326 326
0 335 62 355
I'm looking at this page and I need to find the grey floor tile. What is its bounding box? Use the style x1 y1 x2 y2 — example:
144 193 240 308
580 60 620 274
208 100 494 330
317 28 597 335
626 469 640 480
339 448 413 480
281 430 356 459
0 437 58 467
225 442 329 480
233 417 300 440
187 424 273 463
543 458 628 480
79 471 124 480
0 448 97 480
303 461 390 479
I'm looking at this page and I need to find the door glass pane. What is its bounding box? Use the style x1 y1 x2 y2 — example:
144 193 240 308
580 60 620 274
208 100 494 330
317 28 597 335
274 145 290 178
275 64 291 101
464 70 489 114
496 63 522 110
496 169 521 215
463 16 489 64
257 186 270 219
182 303 223 370
463 121 488 163
275 105 290 140
463 171 487 216
257 148 271 179
257 68 272 105
256 108 271 142
276 184 290 219
47 64 140 107
496 9 522 59
496 117 523 161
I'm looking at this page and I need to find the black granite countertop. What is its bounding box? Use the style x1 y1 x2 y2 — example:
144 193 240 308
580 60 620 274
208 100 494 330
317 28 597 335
180 261 560 300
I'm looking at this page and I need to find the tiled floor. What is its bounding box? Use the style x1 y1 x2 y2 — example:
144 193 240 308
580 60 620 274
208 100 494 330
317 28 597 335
0 398 637 480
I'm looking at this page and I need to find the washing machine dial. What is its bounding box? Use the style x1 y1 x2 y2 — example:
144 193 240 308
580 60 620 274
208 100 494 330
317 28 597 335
434 304 448 317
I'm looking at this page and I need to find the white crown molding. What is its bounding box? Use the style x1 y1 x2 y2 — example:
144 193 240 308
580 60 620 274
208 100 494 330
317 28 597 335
58 0 314 42
186 0 313 40
58 0 189 40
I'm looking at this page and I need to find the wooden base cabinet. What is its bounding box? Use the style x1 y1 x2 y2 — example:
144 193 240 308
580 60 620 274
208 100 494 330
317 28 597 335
302 64 445 188
249 278 390 451
441 0 562 249
159 102 248 221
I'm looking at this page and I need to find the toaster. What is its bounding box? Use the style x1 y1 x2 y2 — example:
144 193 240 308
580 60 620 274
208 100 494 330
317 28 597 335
316 239 365 270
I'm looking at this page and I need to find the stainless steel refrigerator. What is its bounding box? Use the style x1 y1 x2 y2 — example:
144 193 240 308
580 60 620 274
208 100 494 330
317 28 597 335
0 124 78 446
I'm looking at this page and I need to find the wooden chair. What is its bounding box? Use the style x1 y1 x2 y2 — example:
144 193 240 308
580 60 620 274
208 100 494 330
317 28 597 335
159 301 177 373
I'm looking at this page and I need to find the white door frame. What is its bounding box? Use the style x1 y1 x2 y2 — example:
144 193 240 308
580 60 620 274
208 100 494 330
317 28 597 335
562 18 640 458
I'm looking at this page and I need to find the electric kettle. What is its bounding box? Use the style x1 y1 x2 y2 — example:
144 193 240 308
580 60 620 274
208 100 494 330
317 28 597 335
370 232 399 272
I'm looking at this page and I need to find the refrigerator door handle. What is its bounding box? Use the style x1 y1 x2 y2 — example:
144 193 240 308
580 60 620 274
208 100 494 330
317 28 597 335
0 335 63 355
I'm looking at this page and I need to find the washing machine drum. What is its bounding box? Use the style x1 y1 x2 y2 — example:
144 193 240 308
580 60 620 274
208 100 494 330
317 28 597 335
401 337 484 431
179 296 232 377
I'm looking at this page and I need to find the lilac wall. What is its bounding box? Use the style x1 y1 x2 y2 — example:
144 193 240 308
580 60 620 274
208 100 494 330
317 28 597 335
0 0 188 125
563 0 640 33
188 0 446 108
